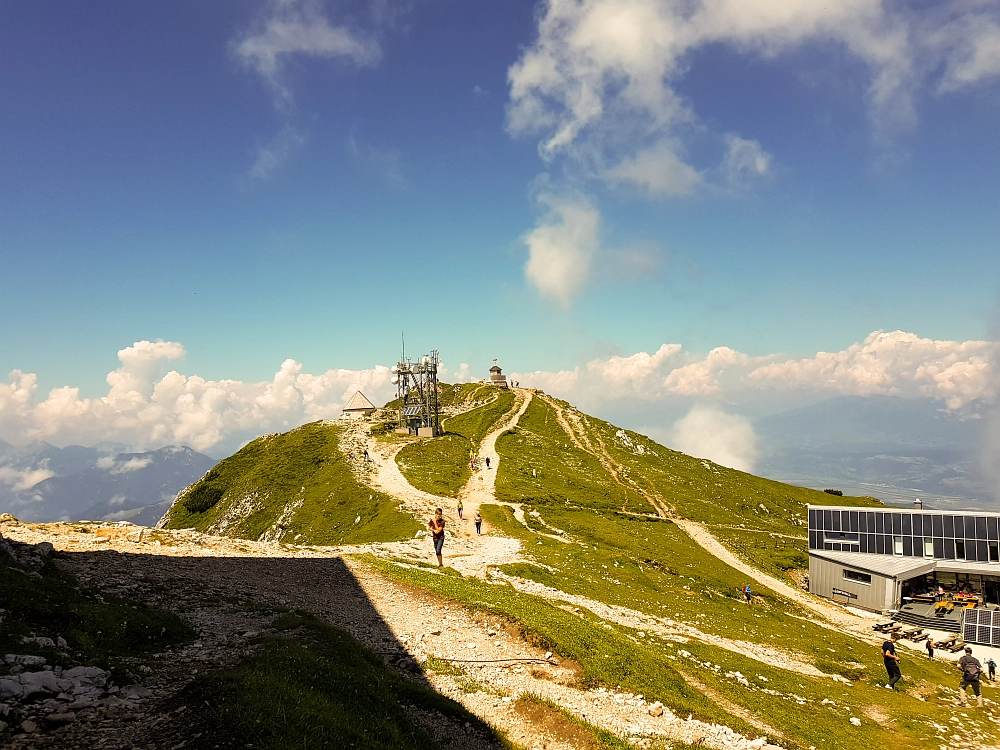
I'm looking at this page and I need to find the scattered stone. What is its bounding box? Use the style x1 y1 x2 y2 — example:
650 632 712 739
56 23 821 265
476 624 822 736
649 702 664 717
21 719 38 733
850 717 862 727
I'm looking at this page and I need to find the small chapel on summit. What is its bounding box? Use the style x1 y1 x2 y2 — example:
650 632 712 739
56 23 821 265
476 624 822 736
342 390 376 420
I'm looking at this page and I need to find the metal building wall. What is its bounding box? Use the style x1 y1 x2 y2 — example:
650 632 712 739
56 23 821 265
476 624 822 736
809 556 890 612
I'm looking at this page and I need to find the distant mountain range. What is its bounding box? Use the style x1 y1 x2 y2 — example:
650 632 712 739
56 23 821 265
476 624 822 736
755 396 993 509
0 440 216 525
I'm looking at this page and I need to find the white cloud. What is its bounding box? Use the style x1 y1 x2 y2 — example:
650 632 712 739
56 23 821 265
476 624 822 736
604 140 703 197
668 405 758 472
748 330 997 409
233 0 380 109
511 330 998 412
96 456 115 470
232 0 383 177
0 341 395 455
523 194 601 305
0 466 55 492
110 457 153 475
508 0 1000 192
722 135 772 189
250 126 306 180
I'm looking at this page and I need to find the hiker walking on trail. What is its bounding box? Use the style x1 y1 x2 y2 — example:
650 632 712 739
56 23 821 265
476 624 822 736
926 637 935 660
883 633 902 690
485 456 490 469
457 499 464 520
428 508 446 567
743 584 752 604
474 511 483 536
958 647 985 706
363 448 370 462
987 657 997 682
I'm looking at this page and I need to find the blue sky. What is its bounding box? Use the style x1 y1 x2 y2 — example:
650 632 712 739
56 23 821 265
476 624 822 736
1 0 999 467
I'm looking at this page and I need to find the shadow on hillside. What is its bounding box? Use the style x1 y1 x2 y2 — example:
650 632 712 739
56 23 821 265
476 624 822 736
51 550 502 750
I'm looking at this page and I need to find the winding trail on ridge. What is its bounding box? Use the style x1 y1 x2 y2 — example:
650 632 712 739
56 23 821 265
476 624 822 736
675 519 871 634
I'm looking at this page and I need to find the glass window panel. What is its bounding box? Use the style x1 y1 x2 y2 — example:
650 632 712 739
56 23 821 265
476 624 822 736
824 543 834 551
976 517 988 539
894 536 904 555
876 535 886 554
866 513 875 533
824 510 833 530
841 511 852 531
808 509 817 530
892 514 902 534
913 515 925 536
990 541 999 563
933 516 944 537
990 517 999 540
924 537 934 557
850 511 859 532
875 513 884 533
832 513 841 531
934 537 944 558
860 534 868 553
978 540 989 562
903 536 913 556
944 538 955 560
902 515 912 535
956 539 966 559
944 516 954 538
954 516 965 538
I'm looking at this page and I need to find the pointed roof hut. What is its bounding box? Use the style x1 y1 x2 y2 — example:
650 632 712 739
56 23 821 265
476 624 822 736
343 391 376 419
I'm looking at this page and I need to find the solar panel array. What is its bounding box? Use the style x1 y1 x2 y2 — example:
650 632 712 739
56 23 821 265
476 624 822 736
962 609 1000 647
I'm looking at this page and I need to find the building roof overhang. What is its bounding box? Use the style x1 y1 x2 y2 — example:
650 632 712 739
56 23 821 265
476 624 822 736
809 549 937 579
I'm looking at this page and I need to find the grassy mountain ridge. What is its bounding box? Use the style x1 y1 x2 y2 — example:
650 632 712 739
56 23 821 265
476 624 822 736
161 422 418 544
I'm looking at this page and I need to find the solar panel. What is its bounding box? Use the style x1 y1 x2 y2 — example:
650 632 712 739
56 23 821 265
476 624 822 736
402 406 422 416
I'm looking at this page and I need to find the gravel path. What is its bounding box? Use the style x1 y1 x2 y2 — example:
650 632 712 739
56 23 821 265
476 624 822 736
674 519 875 635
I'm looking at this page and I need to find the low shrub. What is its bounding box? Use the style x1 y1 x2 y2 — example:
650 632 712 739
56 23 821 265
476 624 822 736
183 483 225 513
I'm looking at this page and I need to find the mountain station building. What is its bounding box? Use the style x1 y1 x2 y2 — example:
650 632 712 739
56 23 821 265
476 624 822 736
808 503 1000 645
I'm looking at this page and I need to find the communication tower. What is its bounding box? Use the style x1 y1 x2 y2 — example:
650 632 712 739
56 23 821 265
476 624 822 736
391 344 441 437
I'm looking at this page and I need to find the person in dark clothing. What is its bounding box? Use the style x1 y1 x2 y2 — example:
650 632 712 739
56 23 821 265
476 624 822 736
926 637 935 660
485 456 491 469
743 584 752 603
958 646 984 707
474 511 483 535
428 508 446 567
987 657 997 682
883 633 902 690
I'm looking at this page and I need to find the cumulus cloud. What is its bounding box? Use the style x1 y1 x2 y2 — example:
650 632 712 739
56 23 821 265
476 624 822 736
523 194 601 305
0 341 395 455
748 330 997 409
508 0 1000 193
511 330 998 413
668 405 758 472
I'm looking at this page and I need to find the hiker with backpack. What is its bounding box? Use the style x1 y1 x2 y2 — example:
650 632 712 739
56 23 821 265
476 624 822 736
958 646 985 707
743 584 752 604
926 637 935 660
987 657 997 682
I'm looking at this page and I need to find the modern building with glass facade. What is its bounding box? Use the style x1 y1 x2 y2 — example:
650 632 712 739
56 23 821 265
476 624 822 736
807 504 1000 615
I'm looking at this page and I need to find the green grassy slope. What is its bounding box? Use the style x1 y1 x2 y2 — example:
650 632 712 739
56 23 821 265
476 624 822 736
395 390 516 497
161 422 419 544
496 395 879 580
